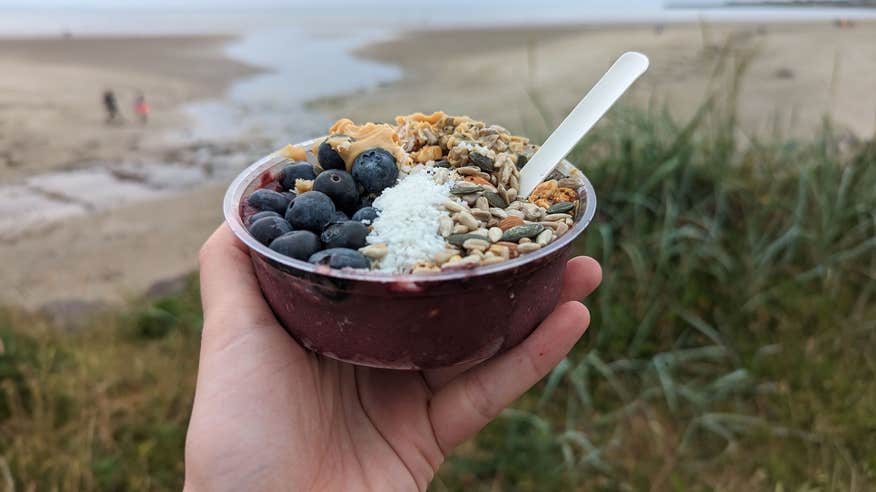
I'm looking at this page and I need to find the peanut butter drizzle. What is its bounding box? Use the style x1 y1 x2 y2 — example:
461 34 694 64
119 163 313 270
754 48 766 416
276 144 308 162
312 119 404 172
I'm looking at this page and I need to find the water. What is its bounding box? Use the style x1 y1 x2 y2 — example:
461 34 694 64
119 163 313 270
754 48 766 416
2 2 875 144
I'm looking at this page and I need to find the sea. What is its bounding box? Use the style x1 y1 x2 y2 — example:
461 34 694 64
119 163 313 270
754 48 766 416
1 1 874 145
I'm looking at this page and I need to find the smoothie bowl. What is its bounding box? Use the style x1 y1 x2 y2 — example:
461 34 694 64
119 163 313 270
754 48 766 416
223 112 596 369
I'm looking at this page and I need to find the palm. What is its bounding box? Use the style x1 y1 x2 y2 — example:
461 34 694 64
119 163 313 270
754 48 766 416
185 226 601 492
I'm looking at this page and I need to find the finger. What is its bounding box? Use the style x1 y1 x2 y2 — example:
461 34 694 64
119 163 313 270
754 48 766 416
428 301 590 453
198 224 281 333
423 257 601 391
558 256 602 304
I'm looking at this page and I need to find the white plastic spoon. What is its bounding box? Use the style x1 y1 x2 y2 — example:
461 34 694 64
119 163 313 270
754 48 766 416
518 51 650 197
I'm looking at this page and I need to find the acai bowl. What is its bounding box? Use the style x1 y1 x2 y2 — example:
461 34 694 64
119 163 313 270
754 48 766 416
223 112 596 369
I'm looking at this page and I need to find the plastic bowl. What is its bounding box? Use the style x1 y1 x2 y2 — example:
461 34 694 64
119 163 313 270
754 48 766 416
224 138 596 369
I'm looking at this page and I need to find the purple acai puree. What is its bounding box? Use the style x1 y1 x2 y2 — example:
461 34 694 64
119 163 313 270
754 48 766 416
251 239 571 369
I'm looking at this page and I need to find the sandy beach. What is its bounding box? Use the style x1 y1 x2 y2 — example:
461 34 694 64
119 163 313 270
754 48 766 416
0 35 263 309
2 19 875 310
319 21 876 139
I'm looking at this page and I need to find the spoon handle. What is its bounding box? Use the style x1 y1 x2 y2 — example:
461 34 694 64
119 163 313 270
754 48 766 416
518 52 649 197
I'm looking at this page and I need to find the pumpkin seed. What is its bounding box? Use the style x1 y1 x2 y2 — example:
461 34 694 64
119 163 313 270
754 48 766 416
516 154 528 169
434 159 452 168
469 152 495 172
547 201 575 214
501 223 545 242
446 233 490 247
484 191 507 209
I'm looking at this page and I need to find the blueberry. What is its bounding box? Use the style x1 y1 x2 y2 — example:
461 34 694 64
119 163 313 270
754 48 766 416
332 210 350 223
313 169 358 214
248 216 292 245
320 221 369 249
358 192 378 209
352 148 398 194
268 230 321 261
247 188 290 215
280 162 317 190
318 141 346 170
285 191 335 233
308 248 370 269
351 206 379 224
249 210 281 225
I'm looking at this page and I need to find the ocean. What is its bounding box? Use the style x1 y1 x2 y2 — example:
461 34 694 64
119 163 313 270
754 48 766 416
1 2 874 144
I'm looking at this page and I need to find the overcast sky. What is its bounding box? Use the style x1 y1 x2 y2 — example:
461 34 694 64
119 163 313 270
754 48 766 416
0 0 672 8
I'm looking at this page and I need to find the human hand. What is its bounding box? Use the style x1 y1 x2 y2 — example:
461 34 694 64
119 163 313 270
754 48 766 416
185 225 601 492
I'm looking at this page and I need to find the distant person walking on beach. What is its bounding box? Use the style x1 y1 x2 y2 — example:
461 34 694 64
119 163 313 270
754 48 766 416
103 89 119 123
134 93 150 124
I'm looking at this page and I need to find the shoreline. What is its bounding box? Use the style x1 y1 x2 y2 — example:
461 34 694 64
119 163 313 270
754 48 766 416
3 18 876 311
0 34 268 310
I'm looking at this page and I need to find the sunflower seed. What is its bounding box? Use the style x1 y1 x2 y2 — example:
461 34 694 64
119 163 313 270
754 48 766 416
462 238 490 252
507 201 524 211
522 203 545 221
489 244 510 259
488 227 503 242
536 229 553 246
475 196 490 211
504 187 518 204
558 177 582 189
505 209 525 219
434 248 460 264
471 209 492 222
556 222 569 236
518 242 542 254
481 256 506 266
359 243 388 259
446 233 490 247
452 224 469 234
544 213 572 222
453 211 479 229
501 223 545 242
519 237 532 244
451 182 483 195
443 200 467 213
489 207 508 219
455 166 482 175
547 201 575 214
438 216 453 237
443 255 481 269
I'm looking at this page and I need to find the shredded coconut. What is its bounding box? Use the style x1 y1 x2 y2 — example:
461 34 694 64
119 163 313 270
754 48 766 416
367 167 452 273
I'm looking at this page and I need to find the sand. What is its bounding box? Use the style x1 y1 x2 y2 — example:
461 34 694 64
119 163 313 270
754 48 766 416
0 36 261 309
3 20 876 311
317 21 876 139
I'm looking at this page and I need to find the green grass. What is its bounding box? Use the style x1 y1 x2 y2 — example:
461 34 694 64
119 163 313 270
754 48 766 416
2 100 875 490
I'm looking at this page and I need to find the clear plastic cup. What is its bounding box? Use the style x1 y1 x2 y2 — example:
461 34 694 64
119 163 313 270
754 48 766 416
224 138 596 369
